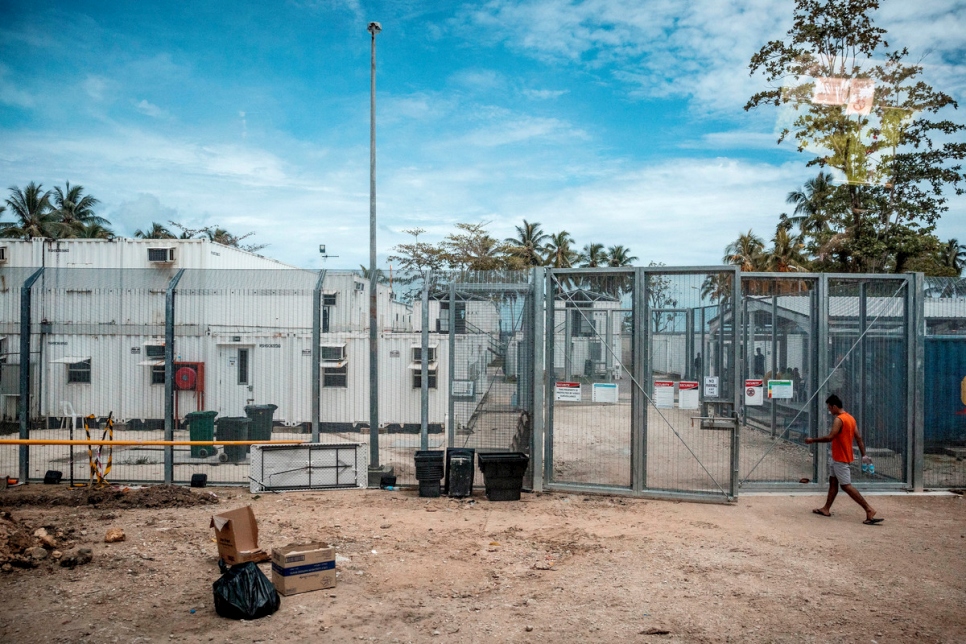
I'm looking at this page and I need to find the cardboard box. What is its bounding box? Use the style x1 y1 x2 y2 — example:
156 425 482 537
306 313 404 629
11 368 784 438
210 506 270 565
271 542 336 596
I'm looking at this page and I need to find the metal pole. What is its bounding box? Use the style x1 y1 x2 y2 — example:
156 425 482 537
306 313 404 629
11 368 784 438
771 294 778 437
730 268 741 499
543 270 555 486
164 268 185 484
19 268 44 483
816 274 829 484
911 273 925 491
420 272 430 451
635 267 648 492
367 21 382 469
312 270 326 443
531 267 545 492
447 281 456 447
858 281 867 434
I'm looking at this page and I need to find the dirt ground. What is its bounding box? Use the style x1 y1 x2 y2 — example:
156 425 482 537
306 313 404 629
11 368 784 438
0 484 964 644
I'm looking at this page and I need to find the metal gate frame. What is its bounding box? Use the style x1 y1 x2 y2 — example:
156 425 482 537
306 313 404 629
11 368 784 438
543 266 741 503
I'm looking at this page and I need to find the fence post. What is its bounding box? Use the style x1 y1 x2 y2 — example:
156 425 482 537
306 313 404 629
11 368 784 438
816 273 829 484
447 281 456 447
910 272 925 491
632 267 647 493
164 269 185 485
543 270 555 487
19 268 44 483
420 272 430 451
312 270 325 443
530 267 545 492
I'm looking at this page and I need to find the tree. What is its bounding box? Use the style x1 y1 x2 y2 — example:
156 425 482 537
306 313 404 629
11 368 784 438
544 231 578 268
504 219 548 268
647 262 679 333
134 222 176 239
723 230 766 271
441 222 510 272
746 0 966 273
168 221 267 253
577 243 607 268
764 223 807 272
387 228 448 301
74 222 114 239
605 245 638 267
941 239 966 275
1 183 60 239
52 182 108 234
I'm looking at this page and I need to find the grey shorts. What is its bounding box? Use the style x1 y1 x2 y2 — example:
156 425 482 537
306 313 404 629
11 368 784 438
828 458 852 485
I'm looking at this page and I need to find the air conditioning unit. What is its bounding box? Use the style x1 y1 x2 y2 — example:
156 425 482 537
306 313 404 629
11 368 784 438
354 282 365 292
0 246 7 263
147 247 176 264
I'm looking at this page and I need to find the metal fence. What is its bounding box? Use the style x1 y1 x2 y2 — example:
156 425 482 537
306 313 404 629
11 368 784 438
1 265 961 494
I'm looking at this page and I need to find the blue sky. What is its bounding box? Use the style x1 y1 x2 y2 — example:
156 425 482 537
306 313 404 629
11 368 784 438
1 0 964 270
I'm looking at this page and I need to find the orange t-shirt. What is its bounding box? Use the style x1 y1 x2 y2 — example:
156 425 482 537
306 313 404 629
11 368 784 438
831 412 856 463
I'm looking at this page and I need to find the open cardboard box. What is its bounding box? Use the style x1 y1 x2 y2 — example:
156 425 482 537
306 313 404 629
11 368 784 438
210 506 270 565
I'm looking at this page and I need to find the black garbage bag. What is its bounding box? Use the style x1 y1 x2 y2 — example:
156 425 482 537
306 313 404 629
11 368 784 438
212 559 281 620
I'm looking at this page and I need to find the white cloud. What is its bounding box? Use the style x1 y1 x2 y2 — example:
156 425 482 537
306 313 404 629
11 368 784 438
522 88 568 100
135 99 170 119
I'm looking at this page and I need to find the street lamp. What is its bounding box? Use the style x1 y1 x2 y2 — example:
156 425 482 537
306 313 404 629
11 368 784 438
367 21 382 473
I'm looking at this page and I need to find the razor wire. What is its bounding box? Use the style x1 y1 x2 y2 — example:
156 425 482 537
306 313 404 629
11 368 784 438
739 279 909 485
550 273 729 496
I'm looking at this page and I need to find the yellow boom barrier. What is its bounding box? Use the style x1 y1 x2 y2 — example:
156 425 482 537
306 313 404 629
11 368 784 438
0 440 306 446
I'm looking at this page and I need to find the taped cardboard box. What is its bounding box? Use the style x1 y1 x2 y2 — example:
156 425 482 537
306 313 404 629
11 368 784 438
271 542 336 596
210 506 270 565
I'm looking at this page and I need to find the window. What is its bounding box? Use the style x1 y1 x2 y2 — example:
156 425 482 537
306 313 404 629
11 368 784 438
151 365 165 385
321 345 345 362
238 348 249 385
412 347 437 363
412 368 438 389
323 293 337 307
322 307 330 333
571 309 596 337
0 337 6 365
323 364 347 388
145 344 165 359
68 359 91 384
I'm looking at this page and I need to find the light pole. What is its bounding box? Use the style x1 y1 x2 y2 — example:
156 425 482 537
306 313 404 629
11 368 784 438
368 21 381 472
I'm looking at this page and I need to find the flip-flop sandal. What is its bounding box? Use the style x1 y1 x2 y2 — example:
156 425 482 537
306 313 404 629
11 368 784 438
862 518 884 525
812 509 831 517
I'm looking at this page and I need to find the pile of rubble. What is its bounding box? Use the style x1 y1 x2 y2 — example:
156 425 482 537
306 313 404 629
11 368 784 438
0 510 91 572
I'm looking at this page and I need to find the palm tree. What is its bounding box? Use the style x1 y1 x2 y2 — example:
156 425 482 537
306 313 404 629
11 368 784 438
504 219 548 267
52 182 108 235
74 222 115 239
786 171 836 237
1 183 60 239
723 230 765 271
577 242 607 267
544 231 577 268
134 222 176 239
605 245 638 267
941 238 966 275
764 225 807 272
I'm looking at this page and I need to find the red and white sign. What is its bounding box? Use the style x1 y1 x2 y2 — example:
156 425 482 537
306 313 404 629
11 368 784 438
654 380 675 408
678 380 699 409
745 379 764 407
555 381 582 402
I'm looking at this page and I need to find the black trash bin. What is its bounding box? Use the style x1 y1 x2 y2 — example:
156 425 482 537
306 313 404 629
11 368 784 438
244 404 278 443
414 450 444 497
477 452 529 501
215 417 252 463
185 410 218 458
445 448 475 498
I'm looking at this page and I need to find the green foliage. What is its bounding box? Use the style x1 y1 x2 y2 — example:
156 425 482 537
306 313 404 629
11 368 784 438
746 0 965 273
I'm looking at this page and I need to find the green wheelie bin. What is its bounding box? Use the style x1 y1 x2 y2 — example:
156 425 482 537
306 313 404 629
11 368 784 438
244 404 278 443
184 410 218 459
215 416 252 463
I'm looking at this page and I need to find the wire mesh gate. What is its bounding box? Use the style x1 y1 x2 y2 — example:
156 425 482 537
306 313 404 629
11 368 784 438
545 267 740 501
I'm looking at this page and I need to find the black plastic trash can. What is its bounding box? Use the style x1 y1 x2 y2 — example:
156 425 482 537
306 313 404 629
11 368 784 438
215 416 252 463
185 410 218 458
477 452 529 501
244 404 278 442
414 450 444 481
446 448 475 498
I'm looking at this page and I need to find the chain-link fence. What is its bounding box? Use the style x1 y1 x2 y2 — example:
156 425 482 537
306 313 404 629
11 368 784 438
1 264 959 493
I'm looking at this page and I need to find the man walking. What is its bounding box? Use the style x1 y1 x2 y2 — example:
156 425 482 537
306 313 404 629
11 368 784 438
805 395 883 525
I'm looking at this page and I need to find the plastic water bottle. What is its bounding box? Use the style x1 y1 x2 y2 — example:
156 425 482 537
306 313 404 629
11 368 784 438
867 462 874 476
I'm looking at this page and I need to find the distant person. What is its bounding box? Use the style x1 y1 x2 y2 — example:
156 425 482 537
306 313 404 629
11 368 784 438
754 348 765 377
693 352 702 376
791 367 803 401
805 395 882 525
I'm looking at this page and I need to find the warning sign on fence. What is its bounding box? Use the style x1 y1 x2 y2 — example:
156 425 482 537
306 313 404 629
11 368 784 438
678 381 699 409
745 379 763 406
555 381 581 402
